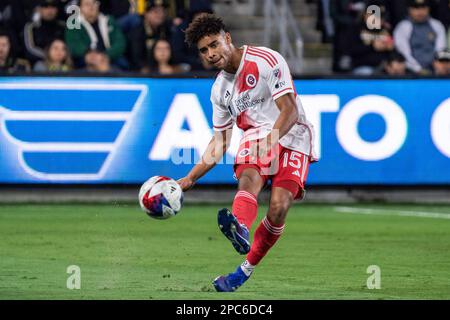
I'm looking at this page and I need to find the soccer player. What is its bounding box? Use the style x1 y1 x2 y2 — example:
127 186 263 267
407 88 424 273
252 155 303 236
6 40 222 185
177 13 317 292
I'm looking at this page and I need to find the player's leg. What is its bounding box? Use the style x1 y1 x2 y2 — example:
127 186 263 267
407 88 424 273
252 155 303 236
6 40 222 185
242 151 309 272
218 166 264 255
213 149 310 292
233 140 266 229
213 187 294 292
217 139 266 255
233 167 264 229
243 149 308 266
245 186 293 266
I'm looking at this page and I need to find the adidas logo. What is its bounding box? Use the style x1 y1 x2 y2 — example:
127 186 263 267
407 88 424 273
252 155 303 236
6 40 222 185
292 170 301 177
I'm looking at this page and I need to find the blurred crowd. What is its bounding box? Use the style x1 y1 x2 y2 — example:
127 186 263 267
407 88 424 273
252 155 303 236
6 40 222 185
316 0 450 75
0 0 214 74
1 0 449 76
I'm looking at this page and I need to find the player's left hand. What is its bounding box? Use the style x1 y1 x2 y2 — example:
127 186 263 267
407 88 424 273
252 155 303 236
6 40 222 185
177 176 195 192
251 135 278 159
257 139 271 158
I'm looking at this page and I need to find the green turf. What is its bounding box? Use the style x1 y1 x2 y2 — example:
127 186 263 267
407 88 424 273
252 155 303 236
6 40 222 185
0 203 449 299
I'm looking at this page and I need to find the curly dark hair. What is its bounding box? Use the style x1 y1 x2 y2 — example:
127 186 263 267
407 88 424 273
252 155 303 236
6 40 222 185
184 13 228 47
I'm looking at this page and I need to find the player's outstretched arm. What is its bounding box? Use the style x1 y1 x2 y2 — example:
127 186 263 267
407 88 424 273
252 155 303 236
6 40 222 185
177 130 232 191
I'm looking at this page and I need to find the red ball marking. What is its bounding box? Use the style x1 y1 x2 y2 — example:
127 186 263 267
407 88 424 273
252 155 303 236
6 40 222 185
156 176 171 183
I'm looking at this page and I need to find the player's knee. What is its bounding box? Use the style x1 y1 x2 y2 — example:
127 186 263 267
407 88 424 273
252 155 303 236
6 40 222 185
238 170 263 195
268 199 290 224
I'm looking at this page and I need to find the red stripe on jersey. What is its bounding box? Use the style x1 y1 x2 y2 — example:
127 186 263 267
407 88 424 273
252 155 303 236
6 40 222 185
214 120 233 129
248 47 278 65
272 87 293 98
248 47 277 65
246 50 275 68
247 48 276 66
256 47 279 64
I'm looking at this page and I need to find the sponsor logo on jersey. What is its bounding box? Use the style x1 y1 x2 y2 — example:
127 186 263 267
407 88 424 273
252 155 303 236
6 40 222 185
275 81 286 90
234 92 265 113
227 105 235 117
273 68 282 79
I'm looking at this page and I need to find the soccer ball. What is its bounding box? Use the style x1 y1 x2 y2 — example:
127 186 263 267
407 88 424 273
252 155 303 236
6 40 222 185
139 176 184 219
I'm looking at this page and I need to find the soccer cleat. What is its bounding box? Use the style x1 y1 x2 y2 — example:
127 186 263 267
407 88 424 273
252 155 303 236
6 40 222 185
217 208 250 255
213 266 250 292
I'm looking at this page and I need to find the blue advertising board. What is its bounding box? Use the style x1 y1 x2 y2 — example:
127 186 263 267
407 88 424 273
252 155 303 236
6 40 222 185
0 77 449 185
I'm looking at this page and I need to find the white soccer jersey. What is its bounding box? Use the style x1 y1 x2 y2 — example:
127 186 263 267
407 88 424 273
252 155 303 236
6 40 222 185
211 45 317 160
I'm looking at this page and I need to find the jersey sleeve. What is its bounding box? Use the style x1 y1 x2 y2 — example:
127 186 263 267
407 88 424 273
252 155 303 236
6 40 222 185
263 52 295 101
211 85 233 132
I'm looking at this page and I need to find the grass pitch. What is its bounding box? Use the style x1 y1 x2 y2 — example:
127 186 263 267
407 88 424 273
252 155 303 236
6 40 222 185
0 203 449 300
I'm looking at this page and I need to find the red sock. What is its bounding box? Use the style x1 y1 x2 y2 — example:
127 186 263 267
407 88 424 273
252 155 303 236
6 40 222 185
232 190 258 230
247 216 285 266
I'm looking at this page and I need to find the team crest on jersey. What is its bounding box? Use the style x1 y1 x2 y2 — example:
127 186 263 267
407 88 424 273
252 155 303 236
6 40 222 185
238 148 251 157
237 60 259 93
245 74 257 88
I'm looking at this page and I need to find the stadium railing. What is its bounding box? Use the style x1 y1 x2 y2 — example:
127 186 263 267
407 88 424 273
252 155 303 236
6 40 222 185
263 0 304 74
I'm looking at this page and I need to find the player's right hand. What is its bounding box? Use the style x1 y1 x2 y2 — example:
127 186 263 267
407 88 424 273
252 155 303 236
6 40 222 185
177 176 195 192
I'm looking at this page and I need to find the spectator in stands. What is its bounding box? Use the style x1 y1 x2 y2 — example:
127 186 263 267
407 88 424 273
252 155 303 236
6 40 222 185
385 0 408 27
317 0 334 43
25 0 76 24
21 0 44 20
127 0 174 71
430 0 450 30
55 0 76 22
330 0 366 72
84 49 119 73
448 25 450 48
394 0 447 74
65 0 126 68
384 0 449 29
167 0 213 23
33 39 73 72
100 0 142 33
433 49 450 75
0 0 27 57
167 0 188 22
19 0 73 22
147 38 186 74
24 0 66 64
0 32 30 73
378 51 409 75
349 1 394 75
